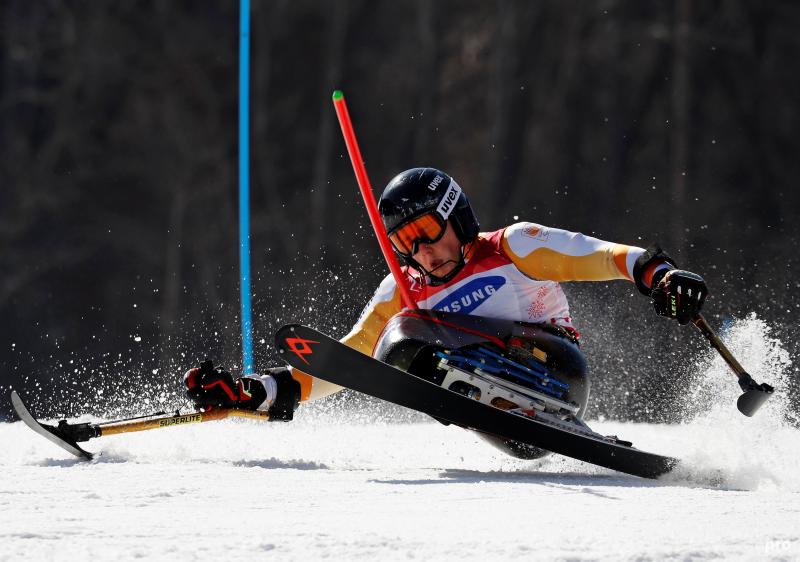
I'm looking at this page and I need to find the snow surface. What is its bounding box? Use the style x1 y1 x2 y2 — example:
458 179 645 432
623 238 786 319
2 316 799 561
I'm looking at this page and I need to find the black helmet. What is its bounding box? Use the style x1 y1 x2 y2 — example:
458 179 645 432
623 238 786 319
378 167 479 282
379 167 479 246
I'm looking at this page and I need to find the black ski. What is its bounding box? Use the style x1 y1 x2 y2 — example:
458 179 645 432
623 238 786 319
10 390 94 460
275 324 679 479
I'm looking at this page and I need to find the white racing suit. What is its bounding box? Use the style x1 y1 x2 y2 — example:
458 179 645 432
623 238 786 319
290 222 660 402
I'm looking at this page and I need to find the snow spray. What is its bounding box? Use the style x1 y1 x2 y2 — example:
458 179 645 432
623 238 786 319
667 313 798 490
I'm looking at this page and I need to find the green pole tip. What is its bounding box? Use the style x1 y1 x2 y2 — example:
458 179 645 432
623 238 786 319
332 90 344 101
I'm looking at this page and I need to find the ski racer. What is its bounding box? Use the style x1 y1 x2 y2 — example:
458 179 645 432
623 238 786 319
183 167 708 425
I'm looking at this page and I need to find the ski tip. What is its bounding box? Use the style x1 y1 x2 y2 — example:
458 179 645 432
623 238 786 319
275 324 307 350
332 90 344 101
274 323 304 340
10 389 24 418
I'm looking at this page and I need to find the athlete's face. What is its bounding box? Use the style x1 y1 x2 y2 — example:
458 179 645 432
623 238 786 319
413 220 462 277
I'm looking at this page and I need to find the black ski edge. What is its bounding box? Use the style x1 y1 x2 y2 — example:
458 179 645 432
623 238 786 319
10 390 94 460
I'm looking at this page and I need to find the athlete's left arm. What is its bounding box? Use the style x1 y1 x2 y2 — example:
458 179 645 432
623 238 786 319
500 222 670 288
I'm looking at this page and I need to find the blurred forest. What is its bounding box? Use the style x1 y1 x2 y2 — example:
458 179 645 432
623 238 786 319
2 1 798 422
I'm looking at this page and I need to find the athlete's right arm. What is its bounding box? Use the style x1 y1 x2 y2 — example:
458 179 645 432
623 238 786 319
291 274 404 402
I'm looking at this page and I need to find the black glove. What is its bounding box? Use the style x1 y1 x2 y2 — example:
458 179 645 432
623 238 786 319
183 360 267 411
650 269 707 324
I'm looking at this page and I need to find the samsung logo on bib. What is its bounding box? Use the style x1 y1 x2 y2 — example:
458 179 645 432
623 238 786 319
432 276 506 314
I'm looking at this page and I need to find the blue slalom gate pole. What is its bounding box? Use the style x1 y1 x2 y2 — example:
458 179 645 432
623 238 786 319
239 0 254 374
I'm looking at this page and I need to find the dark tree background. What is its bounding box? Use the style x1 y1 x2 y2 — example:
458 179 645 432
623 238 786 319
2 1 798 421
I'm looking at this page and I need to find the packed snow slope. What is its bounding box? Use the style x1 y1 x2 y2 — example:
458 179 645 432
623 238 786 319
1 316 798 561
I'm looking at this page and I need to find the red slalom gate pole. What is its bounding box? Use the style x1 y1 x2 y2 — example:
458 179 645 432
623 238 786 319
332 90 417 311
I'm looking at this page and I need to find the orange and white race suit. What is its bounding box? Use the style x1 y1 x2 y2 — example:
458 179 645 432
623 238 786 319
292 222 656 402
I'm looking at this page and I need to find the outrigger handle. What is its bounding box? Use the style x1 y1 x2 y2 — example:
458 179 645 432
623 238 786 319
691 314 775 417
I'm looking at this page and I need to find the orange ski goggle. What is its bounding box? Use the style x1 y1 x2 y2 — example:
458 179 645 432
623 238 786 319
388 213 447 257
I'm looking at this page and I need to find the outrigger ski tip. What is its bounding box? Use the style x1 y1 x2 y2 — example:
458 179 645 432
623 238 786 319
10 390 95 460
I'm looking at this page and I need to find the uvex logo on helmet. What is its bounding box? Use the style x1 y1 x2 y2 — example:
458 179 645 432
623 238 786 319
427 175 444 191
436 180 462 220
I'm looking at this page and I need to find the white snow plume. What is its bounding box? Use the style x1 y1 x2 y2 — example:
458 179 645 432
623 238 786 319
666 313 799 490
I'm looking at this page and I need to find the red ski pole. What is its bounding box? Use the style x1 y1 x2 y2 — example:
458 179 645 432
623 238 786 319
332 90 416 310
